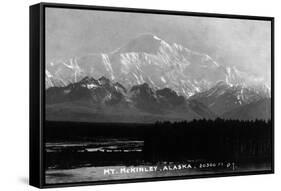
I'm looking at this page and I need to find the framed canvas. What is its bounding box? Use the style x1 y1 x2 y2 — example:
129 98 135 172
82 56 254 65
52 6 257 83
29 2 274 188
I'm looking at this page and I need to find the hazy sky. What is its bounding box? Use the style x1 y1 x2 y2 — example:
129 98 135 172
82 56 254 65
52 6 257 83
46 7 271 85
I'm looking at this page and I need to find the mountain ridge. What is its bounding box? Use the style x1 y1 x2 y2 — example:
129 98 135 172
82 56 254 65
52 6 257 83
46 76 270 122
46 34 270 98
46 77 214 122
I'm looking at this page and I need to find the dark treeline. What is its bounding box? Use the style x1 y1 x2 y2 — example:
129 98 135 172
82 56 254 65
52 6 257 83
45 121 151 141
144 118 272 163
45 119 272 169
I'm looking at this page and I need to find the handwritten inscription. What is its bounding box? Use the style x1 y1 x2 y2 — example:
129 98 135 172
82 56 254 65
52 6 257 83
103 162 235 175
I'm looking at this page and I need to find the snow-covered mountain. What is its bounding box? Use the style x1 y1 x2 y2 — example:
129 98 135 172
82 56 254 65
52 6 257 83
189 80 270 115
45 34 271 122
46 34 269 98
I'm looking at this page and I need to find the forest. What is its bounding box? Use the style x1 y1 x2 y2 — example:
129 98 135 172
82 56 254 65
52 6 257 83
143 119 272 163
45 119 272 169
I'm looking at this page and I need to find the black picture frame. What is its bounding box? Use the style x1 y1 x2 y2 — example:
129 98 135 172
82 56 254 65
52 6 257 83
30 2 274 188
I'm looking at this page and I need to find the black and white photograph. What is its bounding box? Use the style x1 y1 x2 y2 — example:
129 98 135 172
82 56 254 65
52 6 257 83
2 0 281 191
1 0 280 190
42 5 273 186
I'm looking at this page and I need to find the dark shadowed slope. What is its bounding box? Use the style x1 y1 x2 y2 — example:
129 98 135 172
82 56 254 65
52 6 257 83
222 98 271 120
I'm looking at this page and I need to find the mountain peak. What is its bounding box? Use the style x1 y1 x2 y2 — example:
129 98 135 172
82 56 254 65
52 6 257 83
131 82 150 91
98 76 111 85
215 80 229 88
117 34 164 54
134 34 163 42
79 76 97 84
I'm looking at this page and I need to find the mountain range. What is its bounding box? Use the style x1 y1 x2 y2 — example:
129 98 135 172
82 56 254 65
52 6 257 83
45 34 271 123
46 76 270 123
